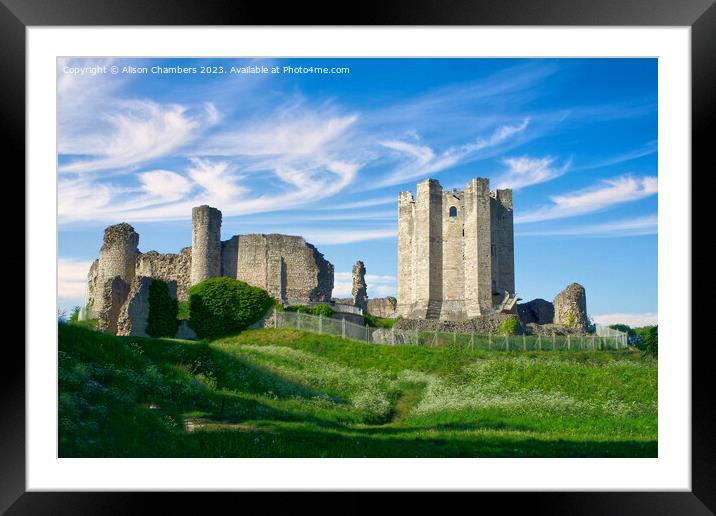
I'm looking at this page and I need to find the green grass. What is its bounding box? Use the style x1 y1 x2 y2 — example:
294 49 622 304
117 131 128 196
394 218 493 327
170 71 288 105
58 323 657 457
363 313 398 328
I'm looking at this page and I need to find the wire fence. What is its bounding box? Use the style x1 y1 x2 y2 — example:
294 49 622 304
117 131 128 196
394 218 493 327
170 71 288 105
264 310 629 351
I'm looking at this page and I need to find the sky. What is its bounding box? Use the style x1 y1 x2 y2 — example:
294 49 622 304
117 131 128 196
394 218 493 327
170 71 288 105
57 58 658 326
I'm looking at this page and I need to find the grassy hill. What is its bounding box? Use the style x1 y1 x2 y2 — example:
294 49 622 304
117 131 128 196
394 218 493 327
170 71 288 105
58 323 657 457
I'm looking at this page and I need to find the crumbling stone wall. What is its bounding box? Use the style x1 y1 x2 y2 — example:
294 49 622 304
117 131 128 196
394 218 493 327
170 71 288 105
136 248 191 301
553 283 588 331
367 297 397 318
116 276 153 337
393 313 520 334
516 298 555 326
89 223 139 318
222 234 333 303
352 261 368 312
85 206 336 331
97 276 131 335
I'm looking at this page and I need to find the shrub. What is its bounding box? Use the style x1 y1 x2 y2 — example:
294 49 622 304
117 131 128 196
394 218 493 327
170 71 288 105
284 304 334 317
499 316 519 336
176 301 190 321
565 313 577 328
146 279 180 338
69 306 81 323
310 304 334 317
364 313 397 328
635 325 658 357
188 277 273 338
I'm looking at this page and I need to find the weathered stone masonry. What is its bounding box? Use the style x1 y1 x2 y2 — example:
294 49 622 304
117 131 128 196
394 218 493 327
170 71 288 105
86 205 334 329
397 177 515 320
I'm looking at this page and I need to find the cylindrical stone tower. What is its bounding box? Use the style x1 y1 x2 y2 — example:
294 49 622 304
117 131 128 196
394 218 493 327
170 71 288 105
190 205 222 286
91 223 139 318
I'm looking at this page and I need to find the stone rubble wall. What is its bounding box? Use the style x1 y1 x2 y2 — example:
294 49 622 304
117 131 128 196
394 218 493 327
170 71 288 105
553 283 588 331
222 234 333 304
97 276 131 335
90 223 139 318
367 297 398 318
393 313 520 334
116 276 153 337
351 260 368 312
525 322 586 336
83 206 339 332
135 248 192 301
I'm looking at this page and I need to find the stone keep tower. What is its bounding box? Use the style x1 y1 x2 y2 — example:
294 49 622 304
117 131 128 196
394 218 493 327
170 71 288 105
190 205 222 286
396 177 515 320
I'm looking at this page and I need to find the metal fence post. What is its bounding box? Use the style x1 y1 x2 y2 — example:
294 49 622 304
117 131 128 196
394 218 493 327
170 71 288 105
552 332 556 350
506 334 509 351
297 312 301 329
523 333 526 351
274 309 278 328
318 314 323 334
470 332 475 351
365 324 369 342
342 317 346 339
391 327 395 345
567 334 570 351
453 332 457 345
538 334 541 350
488 332 492 351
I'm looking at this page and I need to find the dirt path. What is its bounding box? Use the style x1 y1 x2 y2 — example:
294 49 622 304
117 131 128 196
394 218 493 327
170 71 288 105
388 384 426 425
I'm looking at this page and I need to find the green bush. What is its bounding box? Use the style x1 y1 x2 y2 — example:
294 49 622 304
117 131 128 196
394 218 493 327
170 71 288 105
69 306 81 323
635 325 658 357
284 304 334 317
310 304 334 317
364 313 397 328
499 316 519 336
188 277 273 338
565 313 577 328
177 301 190 320
146 279 180 338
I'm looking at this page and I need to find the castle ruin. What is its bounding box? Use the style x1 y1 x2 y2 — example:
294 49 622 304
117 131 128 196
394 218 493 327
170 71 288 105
86 205 334 322
397 177 516 320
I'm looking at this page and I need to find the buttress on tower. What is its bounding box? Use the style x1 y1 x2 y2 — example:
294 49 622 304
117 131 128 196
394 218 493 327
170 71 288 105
396 177 515 320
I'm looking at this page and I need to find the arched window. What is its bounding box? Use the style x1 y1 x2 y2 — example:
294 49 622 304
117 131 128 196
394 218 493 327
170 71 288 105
449 206 458 217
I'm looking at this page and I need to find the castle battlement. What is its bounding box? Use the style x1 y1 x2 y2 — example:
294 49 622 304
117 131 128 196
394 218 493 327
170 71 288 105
396 177 515 320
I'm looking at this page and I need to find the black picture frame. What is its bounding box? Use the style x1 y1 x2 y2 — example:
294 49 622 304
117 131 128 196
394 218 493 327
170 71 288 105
3 0 711 512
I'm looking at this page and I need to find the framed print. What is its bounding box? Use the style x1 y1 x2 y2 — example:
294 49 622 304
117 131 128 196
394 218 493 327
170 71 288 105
3 0 713 512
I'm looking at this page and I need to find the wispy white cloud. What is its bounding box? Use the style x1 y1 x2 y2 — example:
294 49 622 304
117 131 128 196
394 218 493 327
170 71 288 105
296 227 397 245
375 118 530 188
196 112 359 157
516 175 657 223
516 214 657 237
59 101 217 173
493 155 571 190
592 313 658 327
576 140 657 171
58 258 93 301
138 170 193 201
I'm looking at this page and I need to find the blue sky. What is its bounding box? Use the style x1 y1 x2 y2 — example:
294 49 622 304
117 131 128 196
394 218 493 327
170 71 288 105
57 58 658 326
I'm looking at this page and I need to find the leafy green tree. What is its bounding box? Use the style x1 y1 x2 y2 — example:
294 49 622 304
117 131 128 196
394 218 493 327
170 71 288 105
146 279 180 338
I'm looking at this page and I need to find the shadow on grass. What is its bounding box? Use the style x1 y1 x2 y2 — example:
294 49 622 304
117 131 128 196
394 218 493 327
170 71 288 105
165 421 659 458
